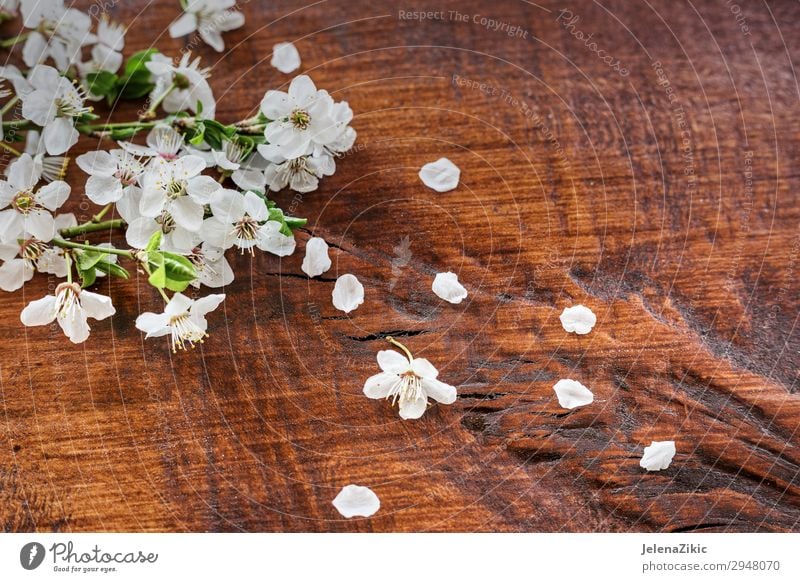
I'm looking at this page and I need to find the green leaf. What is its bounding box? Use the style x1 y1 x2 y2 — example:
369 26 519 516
95 261 129 279
284 216 307 230
145 230 162 253
162 252 197 283
76 249 104 271
79 267 97 288
147 252 166 288
124 48 159 75
86 70 118 97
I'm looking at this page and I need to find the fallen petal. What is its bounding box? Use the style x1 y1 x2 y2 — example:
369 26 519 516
559 304 597 335
553 378 593 409
271 42 301 74
301 237 331 278
332 273 364 313
332 484 380 518
419 157 460 192
639 440 676 471
432 271 467 304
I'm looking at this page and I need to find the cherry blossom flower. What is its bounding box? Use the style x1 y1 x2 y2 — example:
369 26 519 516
332 485 380 518
363 338 457 420
76 149 144 205
202 189 296 255
140 155 220 232
135 292 226 351
170 0 245 53
0 154 70 242
559 304 596 335
640 441 676 471
0 213 75 291
146 52 216 117
120 124 186 161
20 282 115 344
261 150 335 193
259 75 347 160
271 42 301 74
18 131 69 183
21 64 90 154
19 0 95 71
187 244 234 288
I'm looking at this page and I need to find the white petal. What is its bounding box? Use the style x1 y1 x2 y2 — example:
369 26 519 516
399 397 428 420
331 273 364 313
169 12 198 38
432 271 467 304
186 175 220 204
559 304 597 335
288 75 317 106
419 157 460 192
58 311 91 344
85 175 123 204
8 154 40 190
255 221 295 256
363 371 398 399
243 191 268 221
300 237 331 278
135 312 171 337
411 357 438 379
553 379 594 409
0 259 34 292
170 196 203 231
36 180 70 210
210 188 245 223
24 210 55 241
231 168 266 192
332 485 380 518
376 350 409 373
125 217 158 249
421 377 457 404
43 117 78 155
260 89 290 120
80 291 115 320
640 441 676 472
20 295 57 326
76 151 118 176
165 292 193 316
270 42 301 74
191 293 225 316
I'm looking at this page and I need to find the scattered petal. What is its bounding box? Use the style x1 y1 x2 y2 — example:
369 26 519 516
332 484 380 518
271 42 301 74
553 378 593 409
559 304 597 335
432 271 467 304
639 441 676 471
301 237 331 278
332 273 364 313
419 157 460 192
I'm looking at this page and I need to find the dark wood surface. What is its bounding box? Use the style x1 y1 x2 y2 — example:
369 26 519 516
1 0 799 532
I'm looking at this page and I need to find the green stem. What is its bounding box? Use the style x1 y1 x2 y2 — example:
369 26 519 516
92 204 112 223
0 96 19 116
0 32 30 48
51 238 133 258
59 218 125 239
65 253 73 284
141 82 176 120
0 141 21 156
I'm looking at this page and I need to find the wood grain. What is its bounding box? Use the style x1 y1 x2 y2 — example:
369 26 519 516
1 0 799 532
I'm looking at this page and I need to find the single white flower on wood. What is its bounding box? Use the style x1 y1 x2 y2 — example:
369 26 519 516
135 292 226 352
363 337 457 420
21 282 115 344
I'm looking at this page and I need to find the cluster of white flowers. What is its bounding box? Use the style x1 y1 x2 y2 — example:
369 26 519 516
0 5 356 352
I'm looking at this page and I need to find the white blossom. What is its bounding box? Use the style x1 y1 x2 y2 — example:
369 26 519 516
259 75 348 160
188 244 234 288
0 154 70 242
363 340 457 419
20 0 95 71
21 65 90 154
170 0 245 53
146 52 215 117
20 282 115 344
135 292 225 351
119 124 186 161
202 189 296 256
76 149 144 205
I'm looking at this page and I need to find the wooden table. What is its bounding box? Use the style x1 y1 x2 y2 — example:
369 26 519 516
1 0 798 532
